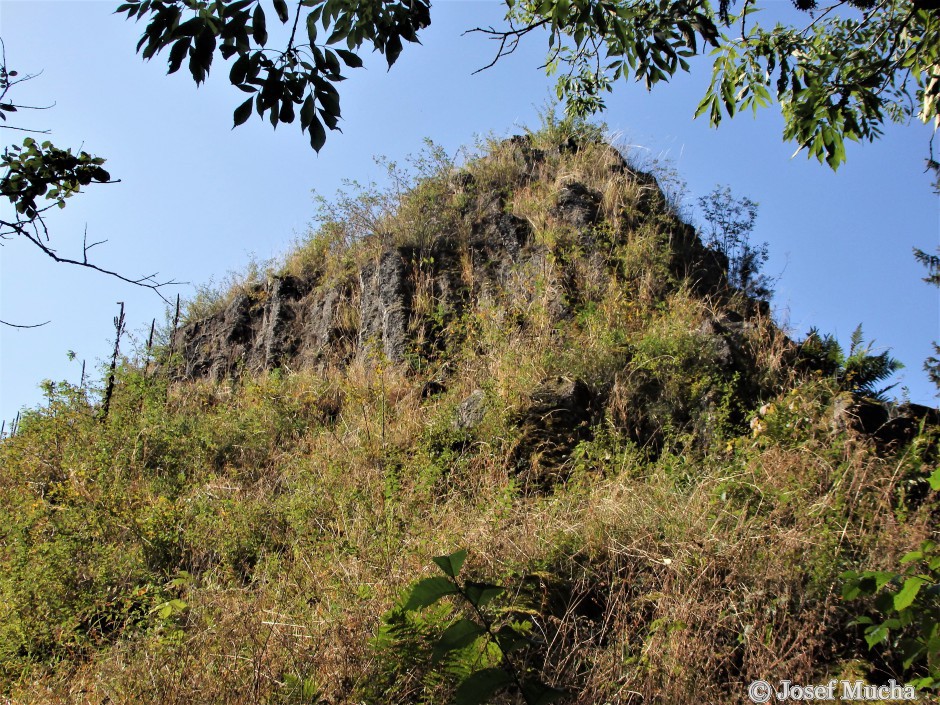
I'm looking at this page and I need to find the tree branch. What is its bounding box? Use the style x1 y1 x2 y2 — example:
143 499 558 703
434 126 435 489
0 125 52 134
0 317 50 328
1 217 182 304
465 19 553 74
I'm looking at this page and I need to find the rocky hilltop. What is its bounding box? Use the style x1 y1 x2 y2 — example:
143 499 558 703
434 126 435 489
2 124 937 705
170 136 729 380
169 133 777 486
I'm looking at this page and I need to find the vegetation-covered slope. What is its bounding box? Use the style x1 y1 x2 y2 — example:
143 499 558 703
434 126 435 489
1 121 937 704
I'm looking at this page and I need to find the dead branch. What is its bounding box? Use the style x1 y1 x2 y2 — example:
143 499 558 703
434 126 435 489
0 216 182 304
465 19 553 74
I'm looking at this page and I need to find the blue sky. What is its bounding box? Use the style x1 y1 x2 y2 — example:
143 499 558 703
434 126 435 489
1 0 938 424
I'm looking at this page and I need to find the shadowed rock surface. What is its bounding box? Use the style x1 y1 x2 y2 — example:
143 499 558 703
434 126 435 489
509 376 597 489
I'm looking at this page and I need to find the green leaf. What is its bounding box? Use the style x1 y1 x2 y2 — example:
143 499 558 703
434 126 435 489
868 571 896 591
432 549 468 578
910 676 936 689
335 48 362 68
253 4 268 46
168 37 190 74
928 466 940 491
865 623 890 648
300 94 315 129
317 84 340 117
318 107 339 130
402 576 456 611
432 618 485 662
324 49 341 76
385 34 403 67
464 581 504 608
233 97 253 127
230 54 250 85
306 11 318 44
894 577 927 611
273 0 289 23
453 668 513 705
279 99 295 123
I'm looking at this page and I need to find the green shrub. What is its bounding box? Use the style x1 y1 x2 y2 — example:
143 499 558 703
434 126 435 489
842 539 940 690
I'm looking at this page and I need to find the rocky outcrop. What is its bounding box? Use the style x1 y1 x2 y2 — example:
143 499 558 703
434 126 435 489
169 135 737 382
358 249 413 363
508 377 596 489
169 212 536 379
832 395 940 450
454 390 487 431
555 182 601 228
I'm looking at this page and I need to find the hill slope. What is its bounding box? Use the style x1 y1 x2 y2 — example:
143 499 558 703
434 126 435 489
1 122 937 704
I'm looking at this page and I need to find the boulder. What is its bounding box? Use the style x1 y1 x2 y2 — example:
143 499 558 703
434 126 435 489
555 182 601 229
509 377 595 490
454 390 486 431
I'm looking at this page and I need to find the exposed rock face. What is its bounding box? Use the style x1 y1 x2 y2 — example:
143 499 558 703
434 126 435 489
358 249 413 363
832 395 940 450
555 182 601 228
454 390 487 431
171 276 352 381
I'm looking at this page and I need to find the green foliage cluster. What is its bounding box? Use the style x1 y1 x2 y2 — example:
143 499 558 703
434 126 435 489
119 0 429 150
501 0 940 171
366 550 564 705
843 538 940 690
797 324 903 401
1 137 110 219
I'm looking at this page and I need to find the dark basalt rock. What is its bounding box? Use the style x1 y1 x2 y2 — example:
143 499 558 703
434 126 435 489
358 249 413 363
171 276 308 380
508 377 596 490
555 182 601 229
833 395 940 450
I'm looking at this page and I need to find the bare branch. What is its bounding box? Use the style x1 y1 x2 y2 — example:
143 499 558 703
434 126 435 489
0 125 52 134
0 217 183 304
0 317 50 328
465 19 552 74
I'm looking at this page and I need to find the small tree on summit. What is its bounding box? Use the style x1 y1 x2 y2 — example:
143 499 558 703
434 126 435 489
697 185 771 300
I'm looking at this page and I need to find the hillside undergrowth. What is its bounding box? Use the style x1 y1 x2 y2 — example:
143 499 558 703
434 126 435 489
1 119 937 705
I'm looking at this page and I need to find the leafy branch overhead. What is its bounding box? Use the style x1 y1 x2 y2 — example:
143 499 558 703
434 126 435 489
120 0 940 169
1 138 111 219
117 0 430 151
483 0 940 170
0 45 178 305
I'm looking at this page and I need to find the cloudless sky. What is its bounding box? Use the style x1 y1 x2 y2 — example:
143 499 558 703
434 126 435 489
1 0 938 425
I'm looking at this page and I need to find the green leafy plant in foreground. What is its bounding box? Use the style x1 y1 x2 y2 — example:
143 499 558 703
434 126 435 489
373 549 566 705
842 538 940 690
